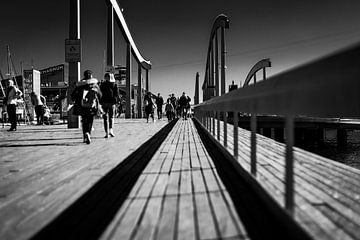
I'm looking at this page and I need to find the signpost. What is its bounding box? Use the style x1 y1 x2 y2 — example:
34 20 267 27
65 39 81 63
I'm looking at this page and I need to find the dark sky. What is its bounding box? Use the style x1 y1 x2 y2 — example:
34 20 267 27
1 0 360 100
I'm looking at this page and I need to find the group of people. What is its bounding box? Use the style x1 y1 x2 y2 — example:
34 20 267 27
71 70 119 144
2 69 192 145
2 79 49 131
143 92 191 123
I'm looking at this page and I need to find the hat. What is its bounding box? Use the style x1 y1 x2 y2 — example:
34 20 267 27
76 78 98 86
86 78 98 84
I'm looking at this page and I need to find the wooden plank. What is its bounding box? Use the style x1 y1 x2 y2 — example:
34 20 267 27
156 196 178 240
177 194 196 240
194 193 218 239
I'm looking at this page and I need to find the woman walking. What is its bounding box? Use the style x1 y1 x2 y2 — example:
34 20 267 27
71 70 102 144
100 72 119 138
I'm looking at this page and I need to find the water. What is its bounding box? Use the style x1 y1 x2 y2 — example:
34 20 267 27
311 129 360 170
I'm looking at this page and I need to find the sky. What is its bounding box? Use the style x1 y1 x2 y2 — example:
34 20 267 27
1 0 360 102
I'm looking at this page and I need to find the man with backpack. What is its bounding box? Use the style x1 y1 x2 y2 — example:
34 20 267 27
100 72 119 138
71 70 102 144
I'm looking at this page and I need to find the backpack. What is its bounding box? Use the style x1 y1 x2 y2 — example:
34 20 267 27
81 89 98 110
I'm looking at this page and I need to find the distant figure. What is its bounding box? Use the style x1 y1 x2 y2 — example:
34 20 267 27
144 92 155 123
30 92 46 125
178 92 191 120
155 93 164 119
100 72 119 138
168 93 177 119
165 99 174 122
3 79 22 131
71 70 102 144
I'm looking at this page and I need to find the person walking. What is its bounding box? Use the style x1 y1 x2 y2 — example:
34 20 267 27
3 79 22 131
30 92 46 125
71 70 102 144
165 99 174 122
144 92 155 123
178 92 191 120
100 72 119 138
155 93 164 119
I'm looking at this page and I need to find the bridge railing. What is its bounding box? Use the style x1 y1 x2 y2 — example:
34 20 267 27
194 42 360 214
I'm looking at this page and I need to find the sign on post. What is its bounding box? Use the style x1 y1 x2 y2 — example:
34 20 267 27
65 39 81 62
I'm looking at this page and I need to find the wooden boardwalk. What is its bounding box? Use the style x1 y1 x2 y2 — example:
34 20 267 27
100 119 248 240
204 119 360 240
0 119 168 240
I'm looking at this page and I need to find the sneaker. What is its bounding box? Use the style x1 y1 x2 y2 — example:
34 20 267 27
109 129 115 137
104 134 109 138
85 133 91 144
7 128 16 132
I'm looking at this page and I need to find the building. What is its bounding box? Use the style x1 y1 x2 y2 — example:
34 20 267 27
40 64 68 117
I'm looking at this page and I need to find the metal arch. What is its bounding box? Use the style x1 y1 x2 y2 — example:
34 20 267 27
108 0 151 70
202 14 229 93
243 58 271 87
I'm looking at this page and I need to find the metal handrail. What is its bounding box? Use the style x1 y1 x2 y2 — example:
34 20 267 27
108 0 151 70
194 42 360 215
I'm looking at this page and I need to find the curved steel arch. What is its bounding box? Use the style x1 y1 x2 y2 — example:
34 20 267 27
108 0 151 70
243 58 271 87
202 14 229 97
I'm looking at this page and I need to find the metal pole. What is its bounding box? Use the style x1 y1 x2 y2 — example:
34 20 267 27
212 111 215 136
146 69 149 92
215 31 219 97
217 111 220 141
210 40 214 98
285 115 295 215
137 63 142 118
234 111 238 158
67 0 80 129
224 112 227 148
125 44 131 119
220 27 226 95
251 112 257 176
106 5 114 67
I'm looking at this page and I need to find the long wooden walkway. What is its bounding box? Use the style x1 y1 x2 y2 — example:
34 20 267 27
1 118 360 240
100 119 248 240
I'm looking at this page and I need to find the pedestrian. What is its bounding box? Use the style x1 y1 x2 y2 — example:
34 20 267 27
71 70 102 144
100 72 119 138
144 91 155 123
178 92 191 120
3 79 22 131
169 93 177 119
165 99 174 122
30 92 46 125
155 93 164 119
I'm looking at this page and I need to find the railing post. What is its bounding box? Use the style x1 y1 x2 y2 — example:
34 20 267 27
212 111 216 136
234 111 238 158
224 111 228 147
285 115 295 215
251 112 257 176
145 69 149 92
217 111 220 141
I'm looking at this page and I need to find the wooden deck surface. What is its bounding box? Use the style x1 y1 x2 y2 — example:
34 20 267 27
0 119 168 240
100 119 249 240
208 118 360 240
